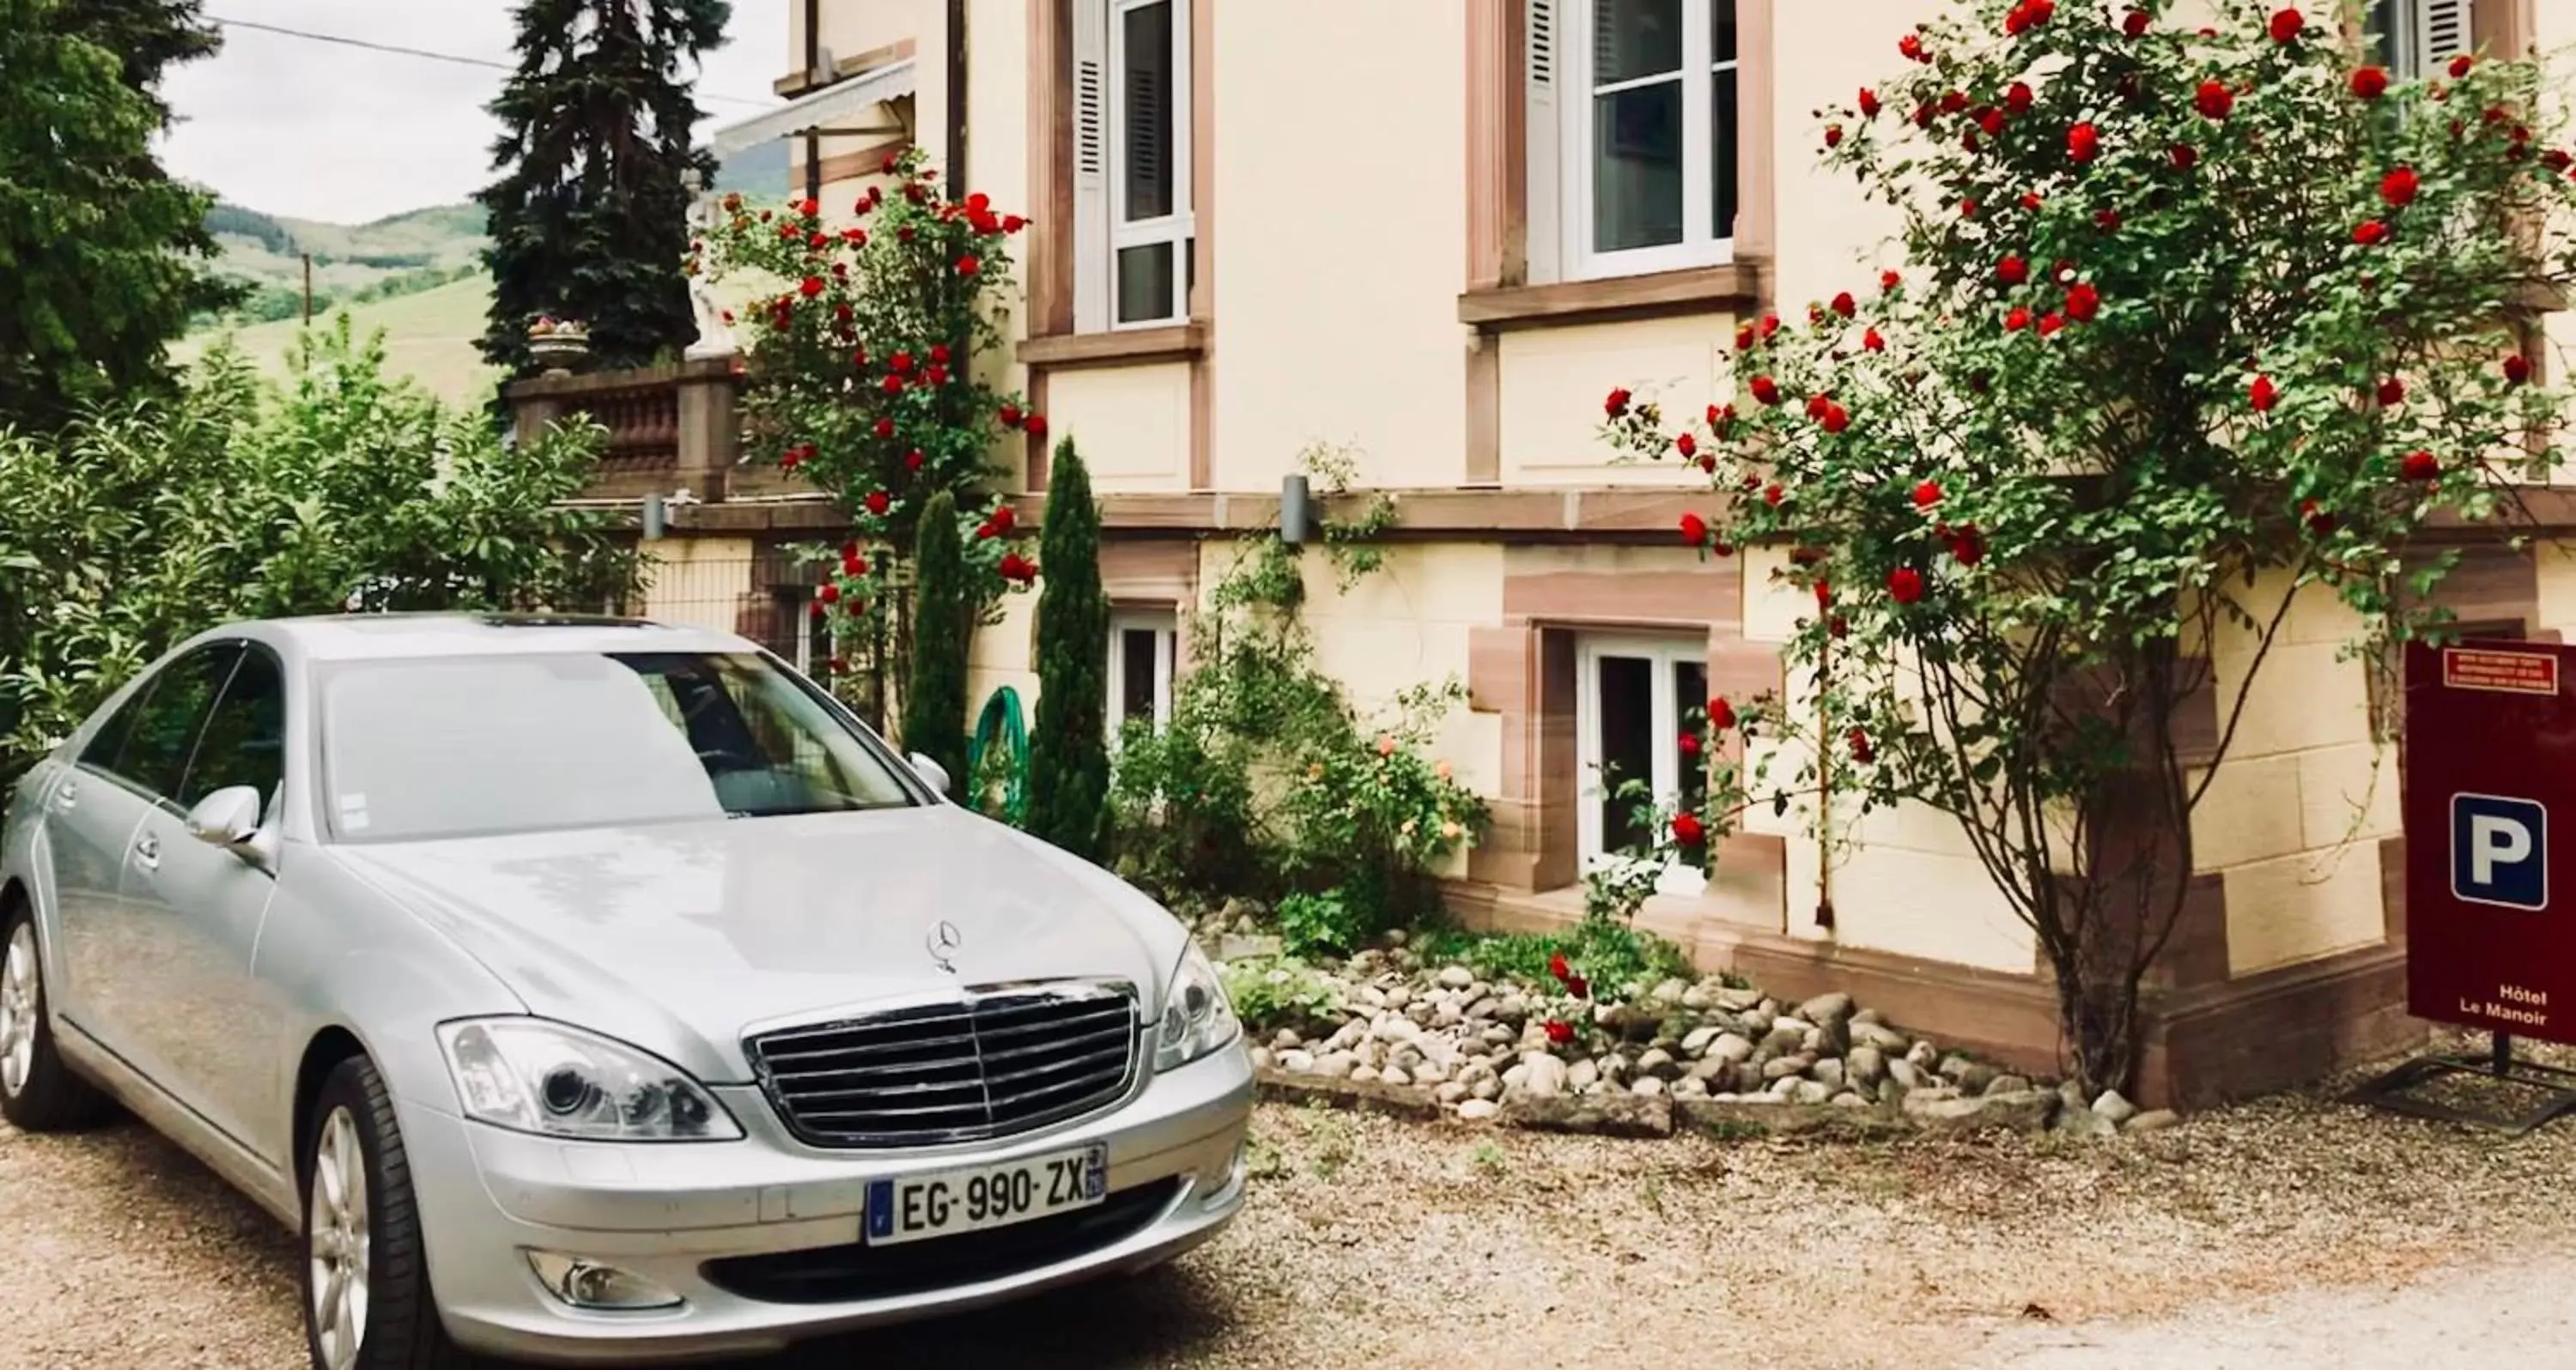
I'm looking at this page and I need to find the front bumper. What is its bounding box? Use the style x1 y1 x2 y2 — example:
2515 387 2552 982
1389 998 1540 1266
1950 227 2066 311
401 1043 1255 1366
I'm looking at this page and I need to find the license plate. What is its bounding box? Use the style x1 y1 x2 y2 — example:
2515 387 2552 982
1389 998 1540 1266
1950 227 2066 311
863 1142 1108 1246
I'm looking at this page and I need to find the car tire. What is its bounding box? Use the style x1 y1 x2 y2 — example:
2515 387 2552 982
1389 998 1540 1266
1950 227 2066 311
0 900 114 1131
301 1055 486 1370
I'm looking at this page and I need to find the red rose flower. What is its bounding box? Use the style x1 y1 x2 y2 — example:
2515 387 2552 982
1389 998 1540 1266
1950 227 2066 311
2064 282 2101 322
1864 326 1886 352
1671 812 1707 846
2506 353 2534 385
2005 306 2032 331
2547 149 2575 173
1708 696 1737 730
2269 8 2304 43
999 403 1024 427
2301 500 2339 536
799 276 825 298
1680 512 1709 547
1848 728 1874 764
1735 323 1759 351
1831 291 1856 318
1760 312 1782 339
1881 270 1902 290
1605 386 1632 417
2007 82 2035 116
1941 89 1969 115
1960 197 1979 218
2250 375 2279 412
2352 65 2390 100
1912 479 1942 510
2403 450 2440 481
2038 312 2066 336
1899 32 1928 62
1565 976 1589 1001
842 551 868 576
872 417 896 439
880 152 902 174
1004 214 1028 233
1025 415 1049 438
2380 167 2420 208
1977 107 2007 137
1950 525 1987 567
1765 482 1785 506
1749 376 1782 406
2354 219 2391 246
2123 9 2150 36
2020 192 2044 212
890 350 915 373
930 343 952 365
1859 88 1881 118
881 373 904 395
2170 142 2199 170
1888 566 1925 604
2378 378 2406 405
2195 80 2234 120
1825 124 1844 149
2450 54 2475 79
1997 255 2030 286
1548 951 1571 983
2067 121 2101 164
1820 402 1850 434
865 490 891 516
1678 731 1702 758
906 449 926 471
1543 1020 1576 1046
991 505 1017 534
819 583 841 605
956 254 981 276
1675 432 1698 459
1806 392 1832 421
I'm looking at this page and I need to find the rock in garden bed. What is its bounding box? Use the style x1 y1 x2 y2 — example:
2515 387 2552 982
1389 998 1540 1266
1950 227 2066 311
1223 937 2178 1143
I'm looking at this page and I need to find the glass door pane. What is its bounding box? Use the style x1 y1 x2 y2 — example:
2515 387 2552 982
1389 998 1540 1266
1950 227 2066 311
1591 0 1686 252
1119 627 1159 731
1596 654 1656 854
1672 659 1709 870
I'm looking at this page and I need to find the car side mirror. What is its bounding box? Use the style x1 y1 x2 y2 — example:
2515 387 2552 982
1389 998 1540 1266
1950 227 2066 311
185 785 265 852
908 753 952 797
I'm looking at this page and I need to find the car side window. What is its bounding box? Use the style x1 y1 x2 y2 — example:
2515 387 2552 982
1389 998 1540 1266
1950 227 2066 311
177 646 286 815
103 645 241 802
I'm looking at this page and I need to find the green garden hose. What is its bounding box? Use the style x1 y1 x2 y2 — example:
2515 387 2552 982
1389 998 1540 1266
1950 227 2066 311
969 685 1030 825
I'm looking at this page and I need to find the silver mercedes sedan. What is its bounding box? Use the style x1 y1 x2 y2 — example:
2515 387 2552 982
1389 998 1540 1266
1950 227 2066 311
0 615 1251 1368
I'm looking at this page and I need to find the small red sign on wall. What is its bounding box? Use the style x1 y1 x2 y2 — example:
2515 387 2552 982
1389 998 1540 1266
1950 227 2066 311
2441 647 2561 696
2404 641 2576 1046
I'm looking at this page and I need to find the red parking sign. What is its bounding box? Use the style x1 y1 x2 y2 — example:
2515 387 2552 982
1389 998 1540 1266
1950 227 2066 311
2403 641 2576 1046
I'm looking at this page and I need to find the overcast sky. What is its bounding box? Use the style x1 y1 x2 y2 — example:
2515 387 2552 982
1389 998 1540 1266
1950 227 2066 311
161 0 791 224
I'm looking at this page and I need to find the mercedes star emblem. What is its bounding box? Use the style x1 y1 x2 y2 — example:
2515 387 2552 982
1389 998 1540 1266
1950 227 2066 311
927 919 963 973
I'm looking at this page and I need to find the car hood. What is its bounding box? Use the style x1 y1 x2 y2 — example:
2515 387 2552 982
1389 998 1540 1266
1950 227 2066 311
330 806 1183 1083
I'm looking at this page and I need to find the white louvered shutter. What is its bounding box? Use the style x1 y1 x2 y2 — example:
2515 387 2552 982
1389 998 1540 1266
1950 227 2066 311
1525 0 1563 284
1072 0 1112 331
2416 0 2473 74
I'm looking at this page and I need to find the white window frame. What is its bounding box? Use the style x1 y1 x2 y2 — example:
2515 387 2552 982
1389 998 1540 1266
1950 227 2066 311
786 590 833 678
1073 0 1195 331
1106 607 1177 743
1531 0 1738 285
1574 633 1708 897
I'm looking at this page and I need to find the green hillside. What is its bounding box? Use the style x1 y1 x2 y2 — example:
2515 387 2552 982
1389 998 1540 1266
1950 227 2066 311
201 202 489 329
178 276 502 407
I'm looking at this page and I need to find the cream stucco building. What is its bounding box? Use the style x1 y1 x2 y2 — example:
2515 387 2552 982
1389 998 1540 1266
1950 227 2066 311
532 0 2576 1107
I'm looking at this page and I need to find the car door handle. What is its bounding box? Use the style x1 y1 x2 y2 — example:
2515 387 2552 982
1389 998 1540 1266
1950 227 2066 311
51 780 77 812
132 834 160 870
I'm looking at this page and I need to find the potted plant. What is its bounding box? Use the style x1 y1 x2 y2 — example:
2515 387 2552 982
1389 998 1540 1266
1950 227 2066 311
526 316 592 376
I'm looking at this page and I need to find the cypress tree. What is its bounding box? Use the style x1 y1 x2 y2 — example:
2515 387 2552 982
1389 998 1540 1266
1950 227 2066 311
1026 440 1109 861
0 0 237 431
902 491 972 793
476 0 729 379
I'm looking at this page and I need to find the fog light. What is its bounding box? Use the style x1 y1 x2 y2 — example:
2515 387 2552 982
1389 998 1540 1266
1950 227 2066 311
1200 1141 1250 1209
526 1251 683 1310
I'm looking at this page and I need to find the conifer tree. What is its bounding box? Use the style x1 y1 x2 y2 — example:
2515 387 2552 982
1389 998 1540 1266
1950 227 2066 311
477 0 729 378
1026 441 1109 860
902 490 972 792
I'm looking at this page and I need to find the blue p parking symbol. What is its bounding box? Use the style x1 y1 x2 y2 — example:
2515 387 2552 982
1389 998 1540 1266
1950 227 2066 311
2451 793 2548 912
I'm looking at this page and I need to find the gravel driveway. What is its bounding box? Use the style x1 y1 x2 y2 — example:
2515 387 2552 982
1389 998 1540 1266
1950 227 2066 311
9 1046 2576 1370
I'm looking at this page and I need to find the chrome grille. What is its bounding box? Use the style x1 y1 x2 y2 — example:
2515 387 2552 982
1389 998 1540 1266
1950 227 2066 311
745 981 1139 1149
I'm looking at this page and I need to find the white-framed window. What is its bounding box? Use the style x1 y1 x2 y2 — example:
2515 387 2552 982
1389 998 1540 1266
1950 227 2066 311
781 590 835 679
2367 0 2473 80
1107 608 1177 742
1073 0 1194 330
1528 0 1740 284
1576 633 1710 894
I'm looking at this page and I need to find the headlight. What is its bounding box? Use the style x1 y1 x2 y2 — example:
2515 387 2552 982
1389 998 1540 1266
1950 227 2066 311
435 1018 743 1142
1154 943 1240 1072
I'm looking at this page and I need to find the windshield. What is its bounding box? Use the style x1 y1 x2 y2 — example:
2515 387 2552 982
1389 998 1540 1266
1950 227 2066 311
319 650 919 843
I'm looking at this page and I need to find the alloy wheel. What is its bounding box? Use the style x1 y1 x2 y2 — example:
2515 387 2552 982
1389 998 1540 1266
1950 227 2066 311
0 922 37 1100
307 1105 373 1370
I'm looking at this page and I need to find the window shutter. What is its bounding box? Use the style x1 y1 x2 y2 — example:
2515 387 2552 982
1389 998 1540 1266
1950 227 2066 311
1072 0 1111 331
2417 0 2472 72
1525 0 1563 284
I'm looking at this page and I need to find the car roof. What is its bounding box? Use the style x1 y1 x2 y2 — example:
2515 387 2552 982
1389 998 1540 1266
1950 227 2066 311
209 613 760 663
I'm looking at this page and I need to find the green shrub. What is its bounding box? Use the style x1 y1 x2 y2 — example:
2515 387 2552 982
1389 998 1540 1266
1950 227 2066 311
1218 955 1346 1034
1027 441 1110 859
1274 891 1364 959
1420 920 1693 1002
901 489 972 790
